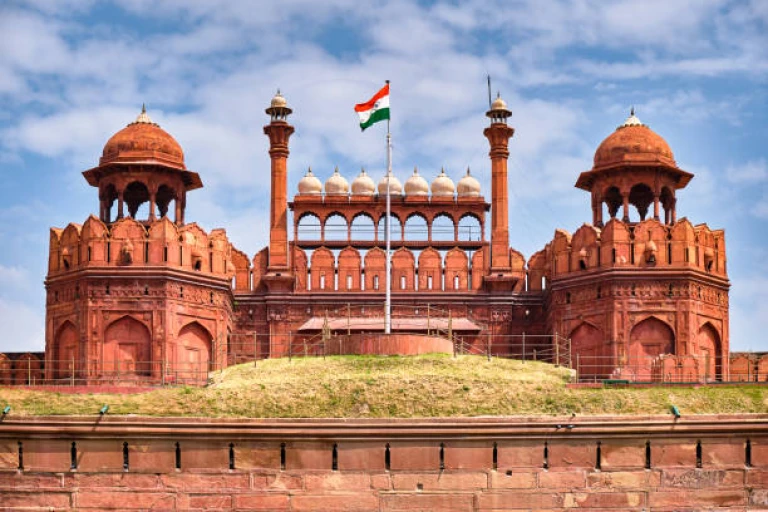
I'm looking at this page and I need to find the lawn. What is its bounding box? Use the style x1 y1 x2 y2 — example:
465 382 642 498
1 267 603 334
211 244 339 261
1 354 766 417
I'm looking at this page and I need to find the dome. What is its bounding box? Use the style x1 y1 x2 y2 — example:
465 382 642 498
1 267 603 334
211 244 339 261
431 168 455 197
404 167 429 196
377 171 403 196
351 168 376 195
593 111 676 170
270 90 287 109
486 92 512 121
298 167 322 195
457 167 481 197
100 106 185 170
324 167 349 195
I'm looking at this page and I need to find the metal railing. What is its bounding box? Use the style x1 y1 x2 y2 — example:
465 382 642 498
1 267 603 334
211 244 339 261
0 358 212 387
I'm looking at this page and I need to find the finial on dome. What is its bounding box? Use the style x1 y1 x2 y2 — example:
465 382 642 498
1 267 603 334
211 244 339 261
620 107 644 128
466 166 471 175
413 166 419 175
306 166 313 175
266 88 292 119
133 103 154 125
487 91 512 123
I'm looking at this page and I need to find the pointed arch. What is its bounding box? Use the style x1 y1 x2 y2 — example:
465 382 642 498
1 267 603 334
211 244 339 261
338 247 362 291
54 321 79 379
175 322 212 383
103 316 152 376
310 247 335 291
629 316 675 381
696 322 722 381
418 247 442 291
570 321 607 381
364 247 386 292
391 248 415 291
445 248 469 291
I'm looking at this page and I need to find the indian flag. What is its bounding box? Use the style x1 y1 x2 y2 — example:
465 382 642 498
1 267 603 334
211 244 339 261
355 83 390 131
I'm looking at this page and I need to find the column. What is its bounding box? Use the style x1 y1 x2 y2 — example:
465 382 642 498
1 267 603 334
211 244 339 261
653 194 660 221
622 195 630 222
264 118 295 271
117 191 125 219
483 122 515 272
149 190 157 221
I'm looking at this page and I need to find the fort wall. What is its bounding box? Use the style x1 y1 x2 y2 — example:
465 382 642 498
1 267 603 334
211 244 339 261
1 415 766 510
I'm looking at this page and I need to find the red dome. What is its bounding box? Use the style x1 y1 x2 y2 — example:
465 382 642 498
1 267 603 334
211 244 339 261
593 117 675 170
100 108 185 169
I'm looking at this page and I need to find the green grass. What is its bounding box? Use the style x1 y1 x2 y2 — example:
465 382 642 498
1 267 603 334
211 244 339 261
1 354 767 418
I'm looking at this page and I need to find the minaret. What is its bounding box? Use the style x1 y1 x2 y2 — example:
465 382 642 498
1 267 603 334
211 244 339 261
263 90 295 290
483 93 515 288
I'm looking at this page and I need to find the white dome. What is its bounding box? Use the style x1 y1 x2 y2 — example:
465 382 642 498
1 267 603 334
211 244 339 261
351 168 376 195
457 167 481 197
404 167 429 196
325 167 349 195
377 171 403 196
431 168 455 197
298 167 322 195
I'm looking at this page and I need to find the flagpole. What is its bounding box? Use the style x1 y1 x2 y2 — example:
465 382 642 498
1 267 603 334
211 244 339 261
385 80 392 335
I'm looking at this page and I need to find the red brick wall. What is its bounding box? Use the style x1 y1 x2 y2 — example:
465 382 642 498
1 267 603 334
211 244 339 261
1 416 766 510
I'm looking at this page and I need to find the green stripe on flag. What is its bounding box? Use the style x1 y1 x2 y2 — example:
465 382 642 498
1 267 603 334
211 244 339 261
360 107 390 131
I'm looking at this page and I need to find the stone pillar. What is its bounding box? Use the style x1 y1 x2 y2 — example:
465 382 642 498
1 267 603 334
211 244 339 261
149 190 157 221
653 194 660 221
672 198 677 224
117 191 125 219
622 195 630 222
262 93 295 293
483 122 515 273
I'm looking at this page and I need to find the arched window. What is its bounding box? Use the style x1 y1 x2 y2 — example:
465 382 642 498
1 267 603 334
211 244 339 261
603 186 622 220
432 214 455 242
377 215 402 241
297 214 321 241
629 184 654 222
458 214 482 242
124 181 151 220
350 214 375 241
324 214 348 242
156 185 176 219
404 214 428 241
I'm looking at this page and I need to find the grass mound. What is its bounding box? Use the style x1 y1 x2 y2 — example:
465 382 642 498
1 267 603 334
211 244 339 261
1 354 767 417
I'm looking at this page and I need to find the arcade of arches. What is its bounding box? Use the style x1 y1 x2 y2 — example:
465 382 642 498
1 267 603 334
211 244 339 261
40 95 729 385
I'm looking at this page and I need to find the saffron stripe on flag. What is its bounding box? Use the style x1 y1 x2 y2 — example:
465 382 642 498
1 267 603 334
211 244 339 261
354 84 390 112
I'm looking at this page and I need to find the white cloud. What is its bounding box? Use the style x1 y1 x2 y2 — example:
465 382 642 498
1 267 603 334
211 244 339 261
0 298 45 353
726 159 767 183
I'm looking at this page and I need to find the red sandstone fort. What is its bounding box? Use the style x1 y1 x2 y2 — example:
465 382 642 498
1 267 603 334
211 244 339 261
6 91 733 385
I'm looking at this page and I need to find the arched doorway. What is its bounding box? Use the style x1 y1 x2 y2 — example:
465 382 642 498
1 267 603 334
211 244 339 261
176 322 212 384
104 316 152 377
629 317 675 381
570 323 606 381
55 322 79 379
697 323 722 381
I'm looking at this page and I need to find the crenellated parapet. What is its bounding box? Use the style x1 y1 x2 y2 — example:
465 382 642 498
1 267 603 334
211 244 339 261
48 215 239 280
533 218 727 280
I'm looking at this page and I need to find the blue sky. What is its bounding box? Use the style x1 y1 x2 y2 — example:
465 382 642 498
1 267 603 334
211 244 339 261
0 0 766 353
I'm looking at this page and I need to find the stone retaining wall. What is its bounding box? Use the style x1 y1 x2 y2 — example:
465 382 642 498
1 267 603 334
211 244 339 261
1 415 766 510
